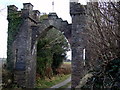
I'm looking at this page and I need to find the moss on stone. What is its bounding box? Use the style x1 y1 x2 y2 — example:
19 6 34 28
7 11 22 70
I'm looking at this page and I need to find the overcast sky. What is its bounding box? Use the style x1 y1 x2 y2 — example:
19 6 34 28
0 0 86 59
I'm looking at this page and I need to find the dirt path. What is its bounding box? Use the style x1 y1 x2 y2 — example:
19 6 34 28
50 76 71 88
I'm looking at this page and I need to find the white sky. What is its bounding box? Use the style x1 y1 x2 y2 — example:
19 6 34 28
0 0 86 59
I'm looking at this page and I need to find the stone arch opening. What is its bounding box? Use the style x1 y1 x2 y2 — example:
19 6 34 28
26 12 72 87
35 25 72 84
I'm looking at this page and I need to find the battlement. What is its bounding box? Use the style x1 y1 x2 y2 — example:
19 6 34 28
23 3 33 10
70 2 86 15
7 5 18 13
48 13 58 19
7 3 40 22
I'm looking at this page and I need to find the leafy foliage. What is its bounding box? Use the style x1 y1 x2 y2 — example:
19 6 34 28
37 27 69 78
80 58 120 89
39 14 48 22
37 39 53 79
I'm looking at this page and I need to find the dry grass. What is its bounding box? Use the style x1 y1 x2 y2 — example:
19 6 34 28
59 63 71 75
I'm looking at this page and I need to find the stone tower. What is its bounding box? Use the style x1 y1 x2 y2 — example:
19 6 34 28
70 0 87 88
7 3 40 87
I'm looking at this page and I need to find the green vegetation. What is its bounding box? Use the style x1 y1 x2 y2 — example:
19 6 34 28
36 74 70 88
4 7 23 88
36 22 71 87
37 27 70 79
80 58 120 89
39 14 48 22
7 8 22 70
63 62 71 65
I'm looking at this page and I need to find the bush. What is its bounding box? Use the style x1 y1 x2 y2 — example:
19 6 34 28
2 68 13 88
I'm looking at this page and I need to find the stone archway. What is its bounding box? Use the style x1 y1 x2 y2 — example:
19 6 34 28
30 13 72 88
7 2 87 88
7 3 71 88
31 12 72 53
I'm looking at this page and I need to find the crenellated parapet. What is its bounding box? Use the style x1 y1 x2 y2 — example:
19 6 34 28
7 5 18 13
70 0 86 16
23 3 33 10
37 13 71 39
48 13 58 19
8 3 40 23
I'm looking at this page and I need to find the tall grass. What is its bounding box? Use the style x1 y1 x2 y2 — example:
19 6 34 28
60 63 71 75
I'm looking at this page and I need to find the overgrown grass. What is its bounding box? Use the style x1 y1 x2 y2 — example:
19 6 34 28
60 63 71 75
36 74 70 88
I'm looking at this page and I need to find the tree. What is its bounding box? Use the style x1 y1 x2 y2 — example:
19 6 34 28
82 1 120 88
37 26 69 78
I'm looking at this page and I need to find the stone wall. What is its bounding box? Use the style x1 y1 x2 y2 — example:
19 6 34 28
70 1 87 88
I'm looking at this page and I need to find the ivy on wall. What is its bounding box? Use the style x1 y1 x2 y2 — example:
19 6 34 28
39 14 48 22
7 10 22 70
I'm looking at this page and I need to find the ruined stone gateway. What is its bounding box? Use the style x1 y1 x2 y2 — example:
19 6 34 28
7 1 88 88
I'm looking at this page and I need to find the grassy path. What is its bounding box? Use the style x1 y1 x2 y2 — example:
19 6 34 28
36 74 70 88
50 76 71 88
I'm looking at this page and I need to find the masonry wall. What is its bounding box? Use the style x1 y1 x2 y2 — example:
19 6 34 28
7 5 21 71
13 4 39 87
7 3 39 88
70 2 87 88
